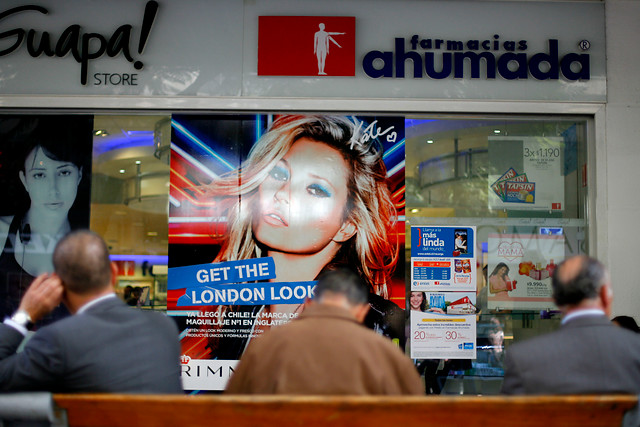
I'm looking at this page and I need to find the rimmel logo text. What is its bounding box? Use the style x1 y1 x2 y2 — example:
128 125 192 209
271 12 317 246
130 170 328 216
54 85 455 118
0 1 159 85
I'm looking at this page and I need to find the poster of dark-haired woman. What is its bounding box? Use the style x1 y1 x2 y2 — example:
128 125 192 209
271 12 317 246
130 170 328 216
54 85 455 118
0 115 94 327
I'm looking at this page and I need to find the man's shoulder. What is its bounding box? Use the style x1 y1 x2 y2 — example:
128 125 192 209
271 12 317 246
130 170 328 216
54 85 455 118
563 315 640 342
30 305 179 359
109 303 178 330
507 328 565 357
141 309 178 330
85 297 165 318
602 322 640 346
256 308 375 344
38 312 83 332
44 300 175 332
508 317 640 358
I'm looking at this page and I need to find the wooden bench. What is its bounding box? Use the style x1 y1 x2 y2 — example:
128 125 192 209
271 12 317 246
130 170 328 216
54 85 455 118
52 394 639 427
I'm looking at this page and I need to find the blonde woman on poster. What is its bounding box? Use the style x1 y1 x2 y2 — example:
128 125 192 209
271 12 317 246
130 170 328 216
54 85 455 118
200 115 403 359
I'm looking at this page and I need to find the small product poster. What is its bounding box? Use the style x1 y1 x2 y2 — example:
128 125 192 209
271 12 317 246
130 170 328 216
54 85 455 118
488 136 564 211
410 291 477 359
410 226 476 292
487 233 564 310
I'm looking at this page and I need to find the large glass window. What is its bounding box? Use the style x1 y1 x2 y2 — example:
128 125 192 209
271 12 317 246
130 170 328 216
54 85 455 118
405 114 590 394
0 111 592 394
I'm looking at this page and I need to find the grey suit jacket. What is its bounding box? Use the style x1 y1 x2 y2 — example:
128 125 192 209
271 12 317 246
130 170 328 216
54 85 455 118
501 314 640 395
0 296 183 393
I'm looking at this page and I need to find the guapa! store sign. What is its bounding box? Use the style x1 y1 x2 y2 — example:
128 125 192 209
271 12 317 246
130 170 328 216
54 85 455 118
0 1 159 85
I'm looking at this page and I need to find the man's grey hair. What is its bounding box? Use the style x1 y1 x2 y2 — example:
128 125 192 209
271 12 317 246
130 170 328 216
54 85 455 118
552 255 608 306
313 268 369 306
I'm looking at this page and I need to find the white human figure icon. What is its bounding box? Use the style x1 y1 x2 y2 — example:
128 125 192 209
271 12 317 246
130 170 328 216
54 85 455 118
314 23 345 75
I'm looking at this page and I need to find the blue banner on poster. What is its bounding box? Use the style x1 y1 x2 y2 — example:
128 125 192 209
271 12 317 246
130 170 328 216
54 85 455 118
177 281 317 306
411 226 474 258
168 258 276 290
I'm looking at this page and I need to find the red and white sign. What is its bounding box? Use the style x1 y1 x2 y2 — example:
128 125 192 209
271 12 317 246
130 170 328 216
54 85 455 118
258 16 355 76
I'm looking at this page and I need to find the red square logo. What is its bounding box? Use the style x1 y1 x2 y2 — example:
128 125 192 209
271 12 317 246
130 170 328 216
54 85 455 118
258 16 355 76
552 202 561 210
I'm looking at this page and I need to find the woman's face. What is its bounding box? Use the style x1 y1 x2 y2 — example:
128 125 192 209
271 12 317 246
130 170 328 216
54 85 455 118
492 266 509 278
496 266 508 278
253 137 355 254
19 147 82 217
410 292 424 311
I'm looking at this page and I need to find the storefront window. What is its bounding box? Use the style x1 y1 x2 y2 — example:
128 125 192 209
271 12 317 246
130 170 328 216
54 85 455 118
405 114 590 394
0 111 593 394
90 115 171 309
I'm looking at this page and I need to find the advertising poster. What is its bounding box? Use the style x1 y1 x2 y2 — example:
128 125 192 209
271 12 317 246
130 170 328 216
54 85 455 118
168 114 406 390
410 226 476 292
409 291 477 359
488 136 564 212
0 115 94 328
487 233 564 310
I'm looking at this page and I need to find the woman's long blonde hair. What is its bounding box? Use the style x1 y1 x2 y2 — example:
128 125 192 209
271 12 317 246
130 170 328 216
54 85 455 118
205 115 398 296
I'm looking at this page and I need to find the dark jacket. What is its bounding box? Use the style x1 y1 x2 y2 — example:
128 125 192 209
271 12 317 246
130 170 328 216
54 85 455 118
502 314 640 395
0 296 183 393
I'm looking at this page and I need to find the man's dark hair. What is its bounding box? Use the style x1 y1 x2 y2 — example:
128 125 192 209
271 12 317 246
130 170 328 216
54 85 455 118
53 229 112 295
314 268 369 306
552 255 607 306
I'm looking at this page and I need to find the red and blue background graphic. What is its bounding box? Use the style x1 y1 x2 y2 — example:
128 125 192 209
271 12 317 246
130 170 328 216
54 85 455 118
258 16 356 76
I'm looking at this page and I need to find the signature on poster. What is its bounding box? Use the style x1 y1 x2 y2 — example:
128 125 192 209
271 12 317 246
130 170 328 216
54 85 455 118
350 119 397 148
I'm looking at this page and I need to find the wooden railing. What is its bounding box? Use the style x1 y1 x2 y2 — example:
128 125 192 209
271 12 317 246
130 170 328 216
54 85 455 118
48 394 639 427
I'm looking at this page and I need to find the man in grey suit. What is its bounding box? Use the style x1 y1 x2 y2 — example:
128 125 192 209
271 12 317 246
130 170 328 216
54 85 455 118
501 255 640 395
0 230 183 393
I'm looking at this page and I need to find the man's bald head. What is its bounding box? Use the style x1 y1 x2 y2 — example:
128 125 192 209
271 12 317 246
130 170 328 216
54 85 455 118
53 230 113 295
552 255 609 307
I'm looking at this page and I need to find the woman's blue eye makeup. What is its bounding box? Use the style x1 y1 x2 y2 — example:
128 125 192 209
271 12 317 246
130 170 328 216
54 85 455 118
268 165 289 182
307 183 331 198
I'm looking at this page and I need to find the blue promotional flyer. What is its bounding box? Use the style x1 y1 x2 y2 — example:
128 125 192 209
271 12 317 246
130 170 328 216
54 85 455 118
410 226 477 292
